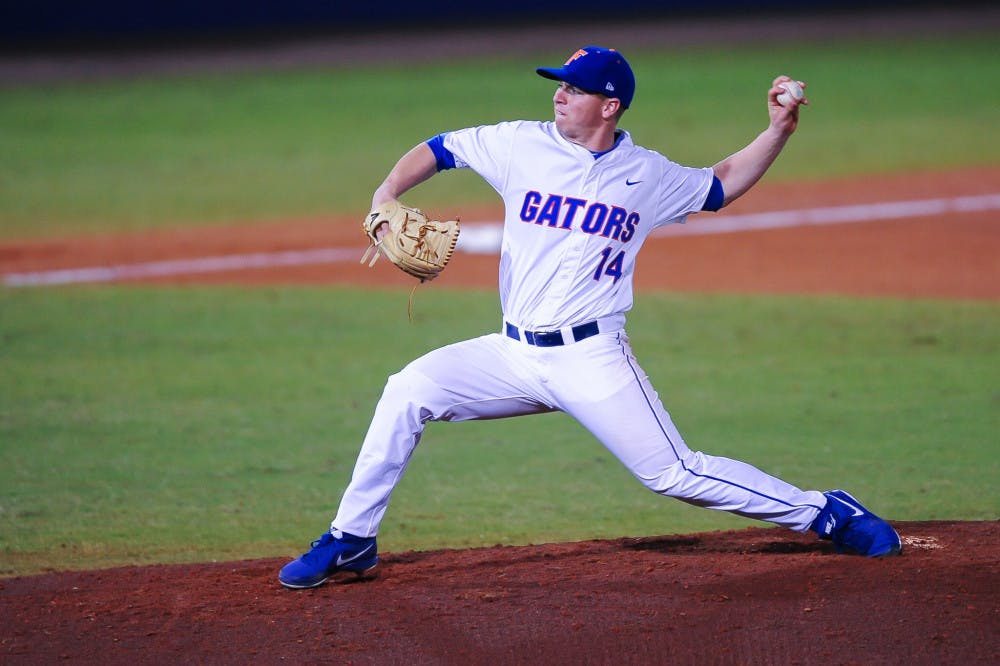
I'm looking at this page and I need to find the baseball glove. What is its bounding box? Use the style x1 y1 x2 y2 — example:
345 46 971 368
360 201 460 283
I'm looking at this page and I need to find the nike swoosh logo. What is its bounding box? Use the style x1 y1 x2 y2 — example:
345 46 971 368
625 179 642 186
336 544 375 567
831 495 864 517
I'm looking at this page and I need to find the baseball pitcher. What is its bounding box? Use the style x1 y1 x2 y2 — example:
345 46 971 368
279 46 901 589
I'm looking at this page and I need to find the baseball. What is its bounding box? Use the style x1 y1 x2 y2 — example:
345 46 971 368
776 80 804 107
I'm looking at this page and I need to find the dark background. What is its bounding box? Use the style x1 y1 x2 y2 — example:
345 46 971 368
3 0 991 52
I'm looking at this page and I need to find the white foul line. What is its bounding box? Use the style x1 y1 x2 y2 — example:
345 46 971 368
4 193 999 287
653 193 1000 236
3 248 359 287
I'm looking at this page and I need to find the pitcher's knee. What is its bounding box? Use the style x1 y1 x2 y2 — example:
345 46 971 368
378 366 443 420
635 451 705 496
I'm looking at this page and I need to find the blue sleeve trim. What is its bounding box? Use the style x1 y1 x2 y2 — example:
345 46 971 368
426 134 456 172
702 175 724 212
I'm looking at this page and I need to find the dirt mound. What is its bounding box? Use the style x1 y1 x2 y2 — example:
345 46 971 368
2 521 997 664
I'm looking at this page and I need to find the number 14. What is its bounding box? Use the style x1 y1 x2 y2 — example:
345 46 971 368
593 247 625 283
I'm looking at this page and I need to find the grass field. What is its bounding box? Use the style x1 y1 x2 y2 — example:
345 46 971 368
1 34 998 237
1 287 997 574
1 28 999 577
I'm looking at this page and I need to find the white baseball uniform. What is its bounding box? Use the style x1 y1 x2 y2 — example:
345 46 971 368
333 120 826 538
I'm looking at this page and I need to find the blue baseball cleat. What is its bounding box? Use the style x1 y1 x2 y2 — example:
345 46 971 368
278 531 378 589
811 490 902 557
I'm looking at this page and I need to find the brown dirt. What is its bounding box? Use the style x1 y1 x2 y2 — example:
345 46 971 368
2 522 998 664
3 167 999 299
1 165 998 663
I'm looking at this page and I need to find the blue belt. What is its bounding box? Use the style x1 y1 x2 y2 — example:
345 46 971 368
505 321 600 347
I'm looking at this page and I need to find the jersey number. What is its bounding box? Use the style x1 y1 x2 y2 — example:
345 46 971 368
593 247 625 284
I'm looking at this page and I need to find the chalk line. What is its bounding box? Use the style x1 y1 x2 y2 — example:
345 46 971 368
4 193 998 287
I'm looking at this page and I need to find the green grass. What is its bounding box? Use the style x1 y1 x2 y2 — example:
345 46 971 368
1 34 998 237
2 287 996 575
1 27 998 577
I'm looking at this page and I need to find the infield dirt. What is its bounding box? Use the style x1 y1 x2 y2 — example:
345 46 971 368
2 521 998 664
3 167 999 300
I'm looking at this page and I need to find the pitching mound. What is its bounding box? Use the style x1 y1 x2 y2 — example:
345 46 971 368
2 521 997 664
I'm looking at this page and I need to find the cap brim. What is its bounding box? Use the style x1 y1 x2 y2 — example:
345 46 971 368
536 67 566 82
536 67 603 96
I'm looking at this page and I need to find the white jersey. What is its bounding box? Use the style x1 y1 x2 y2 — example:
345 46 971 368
443 120 714 331
332 118 826 544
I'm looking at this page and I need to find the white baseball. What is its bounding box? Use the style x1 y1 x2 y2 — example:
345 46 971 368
776 80 804 107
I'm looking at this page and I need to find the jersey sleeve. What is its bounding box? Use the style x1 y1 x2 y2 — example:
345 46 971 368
441 122 520 192
652 164 717 228
702 176 725 212
425 134 457 171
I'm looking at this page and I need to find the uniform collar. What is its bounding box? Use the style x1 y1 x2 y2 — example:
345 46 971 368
589 129 628 159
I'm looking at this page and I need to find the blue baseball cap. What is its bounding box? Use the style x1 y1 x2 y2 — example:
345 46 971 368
537 46 635 109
